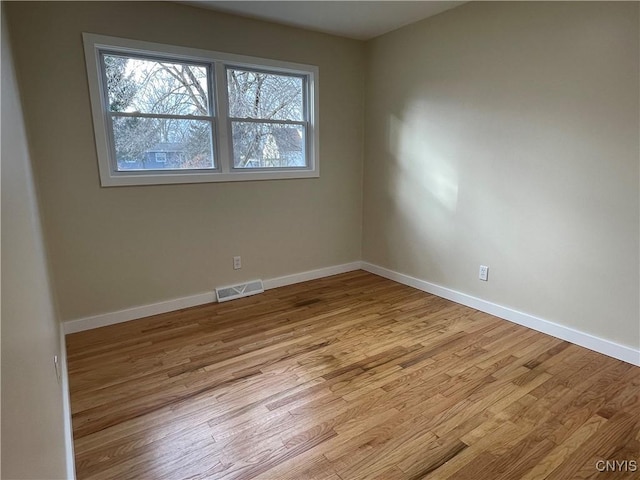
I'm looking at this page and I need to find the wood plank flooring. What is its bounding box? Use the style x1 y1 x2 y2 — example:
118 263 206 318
66 271 640 479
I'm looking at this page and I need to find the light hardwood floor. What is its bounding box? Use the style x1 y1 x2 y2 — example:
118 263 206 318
67 271 640 479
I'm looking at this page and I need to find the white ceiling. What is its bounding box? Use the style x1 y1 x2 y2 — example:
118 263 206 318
182 1 467 40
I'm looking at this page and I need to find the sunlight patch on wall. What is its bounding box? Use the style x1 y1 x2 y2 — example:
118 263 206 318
388 112 459 214
378 110 461 277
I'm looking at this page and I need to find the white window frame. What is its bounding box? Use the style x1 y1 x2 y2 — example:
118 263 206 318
83 33 319 187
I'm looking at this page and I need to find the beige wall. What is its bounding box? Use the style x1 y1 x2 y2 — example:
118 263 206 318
363 2 639 348
5 1 365 322
1 10 69 479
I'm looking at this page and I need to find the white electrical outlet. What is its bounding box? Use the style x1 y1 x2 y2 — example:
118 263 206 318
233 256 242 270
479 265 489 281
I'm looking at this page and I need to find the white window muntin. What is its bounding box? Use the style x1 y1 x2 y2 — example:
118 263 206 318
83 33 319 186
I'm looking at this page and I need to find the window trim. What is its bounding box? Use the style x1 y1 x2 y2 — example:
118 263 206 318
83 33 319 187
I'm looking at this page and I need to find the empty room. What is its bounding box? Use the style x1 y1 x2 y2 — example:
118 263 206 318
2 1 639 479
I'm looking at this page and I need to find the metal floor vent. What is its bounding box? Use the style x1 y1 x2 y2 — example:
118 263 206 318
215 279 264 303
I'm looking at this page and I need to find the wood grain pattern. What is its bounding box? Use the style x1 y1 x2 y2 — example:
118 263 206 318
67 271 640 479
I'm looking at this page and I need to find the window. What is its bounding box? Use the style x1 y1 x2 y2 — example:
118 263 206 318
227 68 306 169
83 34 319 186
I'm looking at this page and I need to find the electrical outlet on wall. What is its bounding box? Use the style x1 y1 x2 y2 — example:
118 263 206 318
233 256 242 270
479 265 489 281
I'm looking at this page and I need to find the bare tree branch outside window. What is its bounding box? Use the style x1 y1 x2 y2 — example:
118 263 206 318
103 54 307 172
227 69 306 168
104 54 213 171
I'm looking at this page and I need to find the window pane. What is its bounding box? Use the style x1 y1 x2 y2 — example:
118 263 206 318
103 54 210 116
227 69 303 121
231 122 306 168
112 116 214 171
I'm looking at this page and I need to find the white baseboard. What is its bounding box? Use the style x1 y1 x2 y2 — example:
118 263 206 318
63 291 217 334
59 329 76 479
362 262 640 366
63 262 362 334
262 261 363 290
